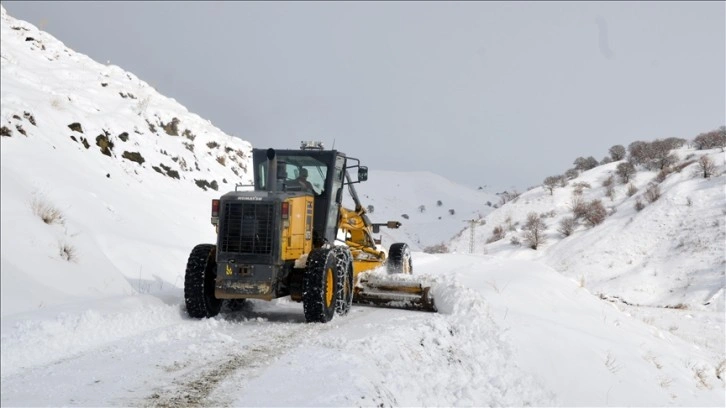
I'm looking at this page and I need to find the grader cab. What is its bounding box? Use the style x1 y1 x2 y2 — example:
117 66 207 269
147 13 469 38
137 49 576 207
184 141 435 323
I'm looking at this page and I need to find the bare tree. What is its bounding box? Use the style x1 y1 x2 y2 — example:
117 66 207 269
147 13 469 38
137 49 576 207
693 126 726 151
697 155 716 178
615 162 636 184
543 175 561 195
648 139 678 170
558 217 577 237
565 168 579 180
583 200 607 227
574 156 599 171
522 212 547 250
609 144 626 161
628 141 651 166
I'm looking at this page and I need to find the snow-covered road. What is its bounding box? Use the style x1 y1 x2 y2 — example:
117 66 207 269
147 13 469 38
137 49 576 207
2 254 722 407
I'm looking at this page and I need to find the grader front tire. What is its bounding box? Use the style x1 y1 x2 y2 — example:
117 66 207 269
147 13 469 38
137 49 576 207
303 248 338 323
387 243 413 274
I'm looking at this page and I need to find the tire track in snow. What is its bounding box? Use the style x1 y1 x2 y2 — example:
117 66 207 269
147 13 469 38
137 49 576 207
142 310 372 407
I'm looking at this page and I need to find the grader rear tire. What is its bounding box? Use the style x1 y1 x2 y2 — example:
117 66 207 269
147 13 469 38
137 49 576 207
303 248 338 323
387 243 413 274
184 244 222 318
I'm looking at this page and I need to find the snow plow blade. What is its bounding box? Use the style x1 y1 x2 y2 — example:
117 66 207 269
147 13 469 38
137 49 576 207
353 274 436 312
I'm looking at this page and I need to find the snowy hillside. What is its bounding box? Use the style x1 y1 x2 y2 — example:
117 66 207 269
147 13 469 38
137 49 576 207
1 6 724 407
447 141 726 391
0 5 253 316
344 170 497 251
448 144 725 311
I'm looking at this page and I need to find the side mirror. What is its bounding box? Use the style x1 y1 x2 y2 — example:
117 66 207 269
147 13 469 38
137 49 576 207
386 221 401 229
358 166 368 182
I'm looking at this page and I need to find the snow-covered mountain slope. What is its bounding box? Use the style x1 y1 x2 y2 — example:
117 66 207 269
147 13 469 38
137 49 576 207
448 146 725 312
0 5 252 316
344 170 497 251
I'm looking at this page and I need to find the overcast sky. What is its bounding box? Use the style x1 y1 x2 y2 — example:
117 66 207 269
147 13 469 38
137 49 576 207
4 1 724 191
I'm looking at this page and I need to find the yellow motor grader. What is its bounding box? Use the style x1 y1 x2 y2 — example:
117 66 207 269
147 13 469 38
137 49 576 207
184 141 435 322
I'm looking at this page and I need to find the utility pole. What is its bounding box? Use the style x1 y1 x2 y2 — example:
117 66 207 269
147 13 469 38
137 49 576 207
466 219 478 254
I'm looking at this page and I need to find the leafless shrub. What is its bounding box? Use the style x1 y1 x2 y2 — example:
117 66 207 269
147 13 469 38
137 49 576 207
686 197 692 207
616 162 636 184
59 242 77 262
207 141 219 149
558 217 577 237
571 195 588 219
31 197 64 225
626 183 638 197
664 303 688 310
540 210 557 218
487 225 506 243
602 175 614 188
509 236 521 246
423 243 448 254
522 212 547 250
605 183 616 201
498 190 520 206
605 351 622 373
182 129 196 141
583 200 607 227
644 184 661 203
692 364 711 389
697 155 716 178
634 198 645 212
673 159 696 173
655 167 672 183
572 181 591 196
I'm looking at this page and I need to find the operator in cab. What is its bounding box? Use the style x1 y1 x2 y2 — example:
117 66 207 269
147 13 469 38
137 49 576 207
292 168 314 193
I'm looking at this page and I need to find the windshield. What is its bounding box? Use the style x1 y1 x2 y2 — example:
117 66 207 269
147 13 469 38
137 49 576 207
257 154 328 194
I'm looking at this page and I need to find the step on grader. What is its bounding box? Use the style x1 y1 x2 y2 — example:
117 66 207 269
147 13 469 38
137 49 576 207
184 141 436 323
